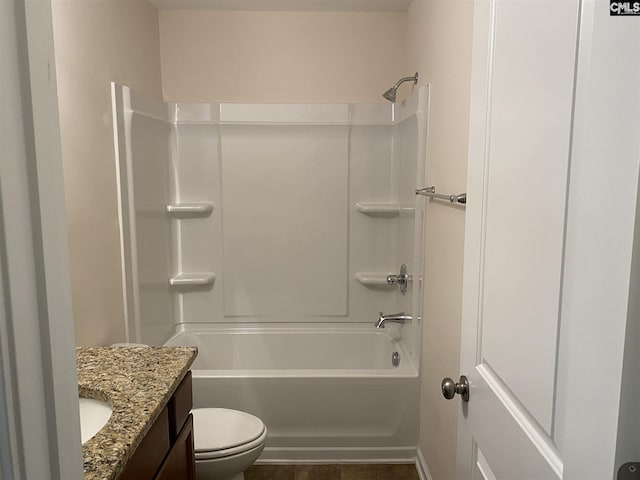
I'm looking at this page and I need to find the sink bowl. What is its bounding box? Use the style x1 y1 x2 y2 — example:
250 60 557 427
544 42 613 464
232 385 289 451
79 397 112 444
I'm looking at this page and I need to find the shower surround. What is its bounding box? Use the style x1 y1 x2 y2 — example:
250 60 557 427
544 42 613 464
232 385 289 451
113 84 428 461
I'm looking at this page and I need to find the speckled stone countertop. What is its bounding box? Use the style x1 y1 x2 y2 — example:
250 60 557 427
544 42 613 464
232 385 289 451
77 346 198 480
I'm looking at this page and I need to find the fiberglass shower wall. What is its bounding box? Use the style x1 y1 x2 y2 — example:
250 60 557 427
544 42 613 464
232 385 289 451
114 84 428 359
113 84 176 346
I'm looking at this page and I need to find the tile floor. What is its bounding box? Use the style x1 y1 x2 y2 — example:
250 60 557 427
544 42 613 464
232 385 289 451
245 464 420 480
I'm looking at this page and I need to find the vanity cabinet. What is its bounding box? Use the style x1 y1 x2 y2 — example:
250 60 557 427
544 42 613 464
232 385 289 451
118 372 195 480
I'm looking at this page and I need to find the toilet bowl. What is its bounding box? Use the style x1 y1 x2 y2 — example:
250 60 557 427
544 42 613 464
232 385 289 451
192 408 267 480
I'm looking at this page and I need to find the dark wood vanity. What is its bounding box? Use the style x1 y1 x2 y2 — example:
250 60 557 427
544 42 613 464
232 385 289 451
77 346 197 480
119 372 195 480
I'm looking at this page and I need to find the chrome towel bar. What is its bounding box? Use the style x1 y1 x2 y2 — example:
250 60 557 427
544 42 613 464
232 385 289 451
415 186 466 204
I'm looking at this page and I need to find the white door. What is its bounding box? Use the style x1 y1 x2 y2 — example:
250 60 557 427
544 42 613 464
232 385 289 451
455 0 640 479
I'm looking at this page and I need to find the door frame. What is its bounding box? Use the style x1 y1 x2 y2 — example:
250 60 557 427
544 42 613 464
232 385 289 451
0 0 83 477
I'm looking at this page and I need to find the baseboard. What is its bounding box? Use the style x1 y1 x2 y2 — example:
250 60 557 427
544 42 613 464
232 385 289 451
416 449 433 480
257 446 417 464
256 446 432 478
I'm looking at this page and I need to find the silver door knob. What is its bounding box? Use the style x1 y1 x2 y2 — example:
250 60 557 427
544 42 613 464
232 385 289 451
441 375 470 402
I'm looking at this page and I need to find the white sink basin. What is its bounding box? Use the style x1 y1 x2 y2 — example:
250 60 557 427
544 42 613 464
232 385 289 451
79 397 112 444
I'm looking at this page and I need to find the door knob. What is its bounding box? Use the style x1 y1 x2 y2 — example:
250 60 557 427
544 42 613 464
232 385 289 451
441 375 470 402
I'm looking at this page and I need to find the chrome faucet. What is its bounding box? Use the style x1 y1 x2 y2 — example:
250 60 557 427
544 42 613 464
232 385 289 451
375 312 413 328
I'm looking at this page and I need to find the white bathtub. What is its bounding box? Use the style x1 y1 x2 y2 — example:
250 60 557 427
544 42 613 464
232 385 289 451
164 324 419 462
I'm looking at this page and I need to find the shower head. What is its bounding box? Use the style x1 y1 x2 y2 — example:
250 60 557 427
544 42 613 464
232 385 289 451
382 72 419 103
382 87 397 102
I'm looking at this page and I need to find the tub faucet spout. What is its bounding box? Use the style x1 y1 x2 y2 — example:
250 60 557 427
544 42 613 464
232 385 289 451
375 312 413 328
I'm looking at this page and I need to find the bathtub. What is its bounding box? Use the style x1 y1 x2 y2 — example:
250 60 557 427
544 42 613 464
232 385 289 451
164 324 419 462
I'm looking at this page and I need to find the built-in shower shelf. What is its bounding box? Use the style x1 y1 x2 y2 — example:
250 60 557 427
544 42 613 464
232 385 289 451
166 202 214 217
169 273 216 287
355 273 395 288
355 202 415 216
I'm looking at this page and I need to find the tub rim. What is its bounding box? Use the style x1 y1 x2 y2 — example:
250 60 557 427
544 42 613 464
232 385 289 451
164 322 419 377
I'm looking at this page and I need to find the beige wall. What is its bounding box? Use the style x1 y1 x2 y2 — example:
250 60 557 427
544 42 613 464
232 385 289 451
159 10 405 103
52 0 163 346
405 1 474 479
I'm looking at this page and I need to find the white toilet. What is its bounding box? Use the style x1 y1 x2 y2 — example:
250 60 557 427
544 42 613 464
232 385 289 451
192 408 268 480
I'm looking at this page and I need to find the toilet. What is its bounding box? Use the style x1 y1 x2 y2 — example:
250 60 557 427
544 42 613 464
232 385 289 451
110 344 267 479
192 408 268 480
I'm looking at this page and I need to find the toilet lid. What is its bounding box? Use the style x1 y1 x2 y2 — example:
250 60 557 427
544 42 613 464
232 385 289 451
192 408 266 454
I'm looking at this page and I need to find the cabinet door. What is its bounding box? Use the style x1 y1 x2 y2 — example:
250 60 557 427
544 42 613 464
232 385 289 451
155 414 196 480
119 408 170 480
169 372 193 441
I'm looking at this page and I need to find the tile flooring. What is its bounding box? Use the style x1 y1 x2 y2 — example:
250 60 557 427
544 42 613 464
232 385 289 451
245 464 420 480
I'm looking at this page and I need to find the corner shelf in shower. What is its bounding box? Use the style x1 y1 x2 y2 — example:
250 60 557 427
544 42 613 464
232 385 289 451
355 272 395 288
355 202 415 217
166 202 214 217
169 273 216 287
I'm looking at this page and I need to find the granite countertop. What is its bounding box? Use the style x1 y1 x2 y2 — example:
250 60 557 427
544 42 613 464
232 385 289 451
77 346 198 480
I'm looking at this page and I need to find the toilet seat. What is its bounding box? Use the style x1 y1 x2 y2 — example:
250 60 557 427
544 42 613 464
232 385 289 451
193 408 267 461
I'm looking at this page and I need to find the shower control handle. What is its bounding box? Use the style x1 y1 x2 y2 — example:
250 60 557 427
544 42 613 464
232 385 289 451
386 264 411 295
441 375 470 402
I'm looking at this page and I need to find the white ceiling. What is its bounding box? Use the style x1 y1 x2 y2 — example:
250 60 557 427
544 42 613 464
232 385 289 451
149 0 412 12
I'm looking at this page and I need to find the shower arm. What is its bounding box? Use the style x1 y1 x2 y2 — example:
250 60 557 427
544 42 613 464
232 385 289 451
392 74 419 90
